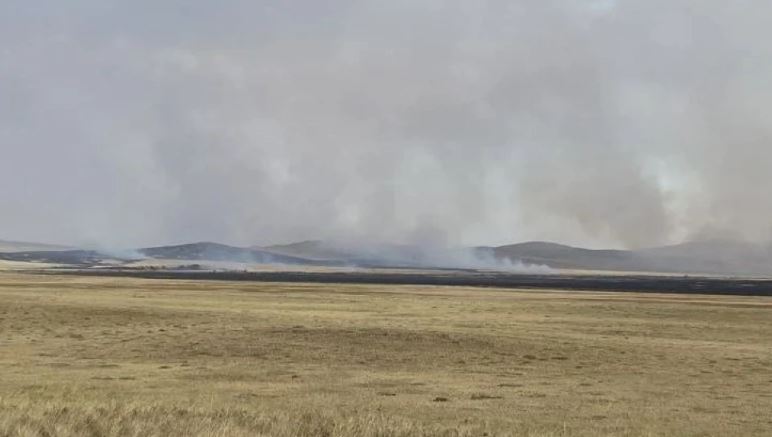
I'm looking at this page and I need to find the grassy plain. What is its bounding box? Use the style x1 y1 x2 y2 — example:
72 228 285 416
1 271 771 436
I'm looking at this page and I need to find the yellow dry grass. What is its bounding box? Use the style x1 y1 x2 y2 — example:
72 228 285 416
1 271 771 436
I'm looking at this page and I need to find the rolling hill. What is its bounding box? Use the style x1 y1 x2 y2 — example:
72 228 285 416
489 240 772 275
264 239 772 276
1 237 770 275
139 242 330 265
261 240 353 261
483 241 635 270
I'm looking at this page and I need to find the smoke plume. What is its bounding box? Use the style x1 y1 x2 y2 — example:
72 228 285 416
2 1 771 250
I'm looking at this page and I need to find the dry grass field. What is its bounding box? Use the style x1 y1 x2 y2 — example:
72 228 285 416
1 271 771 436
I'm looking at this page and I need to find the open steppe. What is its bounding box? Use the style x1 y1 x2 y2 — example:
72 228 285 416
1 271 771 436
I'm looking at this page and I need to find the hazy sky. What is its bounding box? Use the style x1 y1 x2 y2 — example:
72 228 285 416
2 1 771 249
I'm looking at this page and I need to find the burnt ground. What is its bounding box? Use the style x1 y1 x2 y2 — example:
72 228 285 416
50 269 772 297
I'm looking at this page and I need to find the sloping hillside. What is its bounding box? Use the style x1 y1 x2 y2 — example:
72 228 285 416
140 242 324 265
261 240 353 261
263 240 455 268
490 240 772 275
488 242 634 270
633 240 772 275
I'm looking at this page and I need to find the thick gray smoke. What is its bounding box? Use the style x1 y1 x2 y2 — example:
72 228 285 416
2 1 772 250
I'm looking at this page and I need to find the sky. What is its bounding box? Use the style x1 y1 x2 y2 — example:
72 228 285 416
1 0 772 250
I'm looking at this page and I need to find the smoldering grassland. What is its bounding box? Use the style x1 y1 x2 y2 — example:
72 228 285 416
1 272 772 436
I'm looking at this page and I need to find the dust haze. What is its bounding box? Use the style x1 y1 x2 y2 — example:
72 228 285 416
2 1 772 250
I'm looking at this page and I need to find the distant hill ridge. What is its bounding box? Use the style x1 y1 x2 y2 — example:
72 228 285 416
484 241 634 270
264 239 772 276
260 240 345 260
2 238 771 276
487 239 772 275
138 242 330 265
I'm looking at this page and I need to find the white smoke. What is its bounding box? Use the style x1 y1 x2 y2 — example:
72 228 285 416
1 1 772 250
